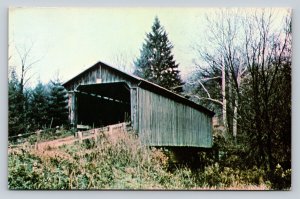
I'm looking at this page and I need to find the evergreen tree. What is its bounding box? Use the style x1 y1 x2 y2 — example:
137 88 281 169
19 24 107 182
28 82 49 129
48 79 68 128
8 69 24 136
8 69 33 135
134 17 183 93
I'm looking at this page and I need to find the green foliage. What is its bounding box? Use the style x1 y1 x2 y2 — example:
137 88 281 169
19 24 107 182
8 69 26 136
28 82 50 129
48 80 68 128
198 129 291 190
8 131 191 189
269 164 291 190
8 130 280 190
134 17 183 93
8 70 70 137
194 163 268 189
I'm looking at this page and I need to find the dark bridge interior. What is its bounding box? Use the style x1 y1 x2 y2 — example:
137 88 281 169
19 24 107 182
76 82 131 127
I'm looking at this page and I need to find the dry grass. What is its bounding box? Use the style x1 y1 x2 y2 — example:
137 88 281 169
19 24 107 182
8 129 272 190
193 184 270 190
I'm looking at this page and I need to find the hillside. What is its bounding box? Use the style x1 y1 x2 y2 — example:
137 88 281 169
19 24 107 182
8 128 277 190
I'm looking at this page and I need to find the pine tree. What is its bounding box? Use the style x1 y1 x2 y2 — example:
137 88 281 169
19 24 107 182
8 69 33 135
48 80 68 128
8 69 24 136
134 17 183 93
28 82 49 129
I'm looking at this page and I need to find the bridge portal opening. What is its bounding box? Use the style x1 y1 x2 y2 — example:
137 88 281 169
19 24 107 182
76 82 131 127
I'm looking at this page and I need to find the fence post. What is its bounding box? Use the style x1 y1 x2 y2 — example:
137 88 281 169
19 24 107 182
35 130 41 150
94 134 98 142
122 123 126 132
35 142 38 150
109 125 113 134
93 129 98 142
78 131 83 143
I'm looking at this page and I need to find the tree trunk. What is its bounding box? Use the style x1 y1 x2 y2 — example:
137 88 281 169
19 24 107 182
222 60 227 131
233 66 243 143
233 97 238 140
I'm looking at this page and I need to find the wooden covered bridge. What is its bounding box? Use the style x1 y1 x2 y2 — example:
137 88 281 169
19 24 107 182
63 61 214 148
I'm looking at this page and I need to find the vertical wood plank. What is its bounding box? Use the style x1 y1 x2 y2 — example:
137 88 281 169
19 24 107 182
137 87 212 147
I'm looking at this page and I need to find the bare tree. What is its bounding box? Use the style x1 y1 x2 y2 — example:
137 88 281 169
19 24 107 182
187 58 227 130
110 51 134 73
14 42 41 94
191 9 290 144
187 8 291 186
240 9 292 169
191 9 248 138
8 40 43 135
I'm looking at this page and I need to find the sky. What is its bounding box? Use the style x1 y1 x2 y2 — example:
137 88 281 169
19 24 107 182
8 7 289 87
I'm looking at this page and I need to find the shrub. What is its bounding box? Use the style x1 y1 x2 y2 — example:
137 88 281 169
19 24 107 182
269 164 291 190
8 129 274 190
8 130 194 189
193 163 269 189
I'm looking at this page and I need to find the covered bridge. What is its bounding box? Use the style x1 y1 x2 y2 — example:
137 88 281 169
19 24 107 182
63 61 214 148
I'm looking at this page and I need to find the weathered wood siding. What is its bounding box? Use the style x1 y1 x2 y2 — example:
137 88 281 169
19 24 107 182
64 63 137 91
64 63 138 127
137 88 212 148
130 87 138 131
68 91 77 126
64 62 213 148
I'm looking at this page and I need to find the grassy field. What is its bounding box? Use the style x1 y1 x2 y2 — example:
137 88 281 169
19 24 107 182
8 129 272 190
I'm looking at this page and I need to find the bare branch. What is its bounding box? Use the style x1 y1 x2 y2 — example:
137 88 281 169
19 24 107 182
192 95 223 106
201 76 222 81
197 80 212 99
23 72 37 86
